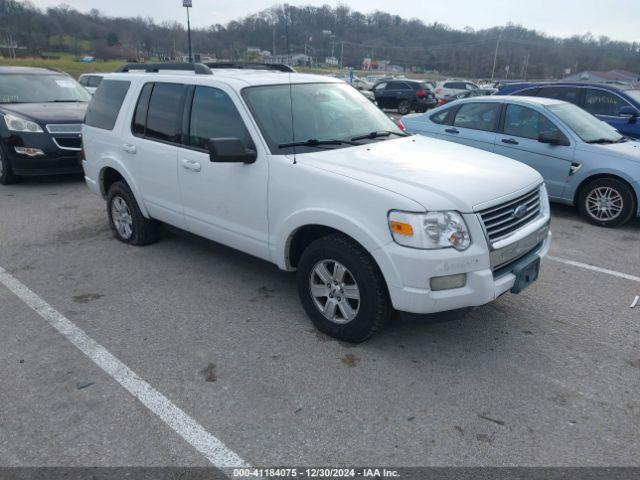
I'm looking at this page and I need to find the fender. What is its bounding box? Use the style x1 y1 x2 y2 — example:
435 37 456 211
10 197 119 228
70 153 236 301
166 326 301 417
97 154 150 219
273 207 394 271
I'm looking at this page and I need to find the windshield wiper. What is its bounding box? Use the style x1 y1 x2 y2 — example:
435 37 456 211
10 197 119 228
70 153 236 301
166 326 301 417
350 130 409 142
278 138 360 149
50 99 81 103
586 138 622 144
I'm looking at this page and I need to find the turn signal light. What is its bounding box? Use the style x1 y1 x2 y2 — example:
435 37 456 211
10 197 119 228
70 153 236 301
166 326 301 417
390 221 413 236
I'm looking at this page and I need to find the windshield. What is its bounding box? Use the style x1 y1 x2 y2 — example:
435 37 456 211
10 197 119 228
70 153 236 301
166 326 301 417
0 74 91 103
546 102 623 143
625 89 640 103
243 82 402 154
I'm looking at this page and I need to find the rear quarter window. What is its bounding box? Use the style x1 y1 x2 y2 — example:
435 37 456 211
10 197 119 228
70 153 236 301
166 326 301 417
85 80 131 130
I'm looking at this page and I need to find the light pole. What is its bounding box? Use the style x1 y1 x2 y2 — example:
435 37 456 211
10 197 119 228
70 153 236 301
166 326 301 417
183 0 193 63
491 28 503 81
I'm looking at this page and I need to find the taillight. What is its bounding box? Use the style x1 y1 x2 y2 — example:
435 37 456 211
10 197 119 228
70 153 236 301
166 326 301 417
438 99 445 105
416 90 426 97
397 120 406 131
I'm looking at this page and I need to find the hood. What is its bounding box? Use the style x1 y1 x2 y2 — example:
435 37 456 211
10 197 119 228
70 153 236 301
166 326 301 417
298 136 542 212
576 139 640 162
0 102 87 124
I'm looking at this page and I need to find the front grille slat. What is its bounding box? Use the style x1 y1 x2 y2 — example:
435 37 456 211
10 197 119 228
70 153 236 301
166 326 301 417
46 124 82 134
478 186 542 245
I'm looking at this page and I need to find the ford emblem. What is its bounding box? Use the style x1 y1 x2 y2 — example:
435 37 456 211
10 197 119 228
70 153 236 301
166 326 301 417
513 204 528 219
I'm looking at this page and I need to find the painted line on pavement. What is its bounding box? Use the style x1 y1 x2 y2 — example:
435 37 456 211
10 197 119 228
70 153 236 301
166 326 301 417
547 255 640 283
0 265 249 469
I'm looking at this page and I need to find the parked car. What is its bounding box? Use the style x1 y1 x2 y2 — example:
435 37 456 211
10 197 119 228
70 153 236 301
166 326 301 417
401 96 640 227
78 73 105 94
497 82 640 139
0 66 91 184
372 80 437 114
437 88 497 106
434 80 480 99
82 63 550 342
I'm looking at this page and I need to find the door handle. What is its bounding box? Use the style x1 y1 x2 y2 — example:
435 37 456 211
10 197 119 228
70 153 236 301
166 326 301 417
122 143 137 154
501 138 519 145
445 128 459 134
569 162 582 175
182 159 202 172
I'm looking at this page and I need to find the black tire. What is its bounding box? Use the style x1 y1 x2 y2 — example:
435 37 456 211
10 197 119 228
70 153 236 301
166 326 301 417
296 234 392 343
106 181 159 245
0 146 18 185
397 100 411 115
577 177 636 228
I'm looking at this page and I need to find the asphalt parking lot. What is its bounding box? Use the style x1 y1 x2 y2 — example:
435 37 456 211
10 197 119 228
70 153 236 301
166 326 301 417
1 174 639 468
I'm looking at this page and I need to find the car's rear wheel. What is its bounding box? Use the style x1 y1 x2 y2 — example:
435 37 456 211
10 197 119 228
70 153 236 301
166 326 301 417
397 100 412 115
578 177 636 227
107 181 159 245
296 234 392 343
0 147 18 185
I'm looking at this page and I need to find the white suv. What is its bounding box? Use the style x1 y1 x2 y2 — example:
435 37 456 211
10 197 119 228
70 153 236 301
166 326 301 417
435 80 480 99
82 63 551 343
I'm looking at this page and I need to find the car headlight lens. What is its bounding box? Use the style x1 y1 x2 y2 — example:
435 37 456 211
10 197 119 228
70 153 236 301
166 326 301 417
3 114 43 133
388 210 471 251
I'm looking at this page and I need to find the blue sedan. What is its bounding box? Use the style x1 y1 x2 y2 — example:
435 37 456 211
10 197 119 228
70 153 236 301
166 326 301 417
401 96 640 227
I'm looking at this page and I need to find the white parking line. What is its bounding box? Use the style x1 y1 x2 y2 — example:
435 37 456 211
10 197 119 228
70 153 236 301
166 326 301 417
0 265 249 469
547 255 640 283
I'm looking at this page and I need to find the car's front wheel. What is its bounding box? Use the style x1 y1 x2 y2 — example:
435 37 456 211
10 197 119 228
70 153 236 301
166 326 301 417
578 177 636 227
0 147 18 185
296 234 392 343
107 181 159 245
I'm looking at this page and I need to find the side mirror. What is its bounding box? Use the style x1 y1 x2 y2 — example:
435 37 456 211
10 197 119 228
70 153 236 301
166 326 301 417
208 138 256 164
538 132 570 147
619 106 639 123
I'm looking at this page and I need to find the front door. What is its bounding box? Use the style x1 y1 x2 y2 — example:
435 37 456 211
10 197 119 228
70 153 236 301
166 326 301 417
494 103 575 198
584 88 637 138
177 85 270 261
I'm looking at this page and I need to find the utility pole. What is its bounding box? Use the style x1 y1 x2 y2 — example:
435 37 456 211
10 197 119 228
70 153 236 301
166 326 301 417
491 28 503 81
340 41 344 70
272 26 276 58
183 0 193 62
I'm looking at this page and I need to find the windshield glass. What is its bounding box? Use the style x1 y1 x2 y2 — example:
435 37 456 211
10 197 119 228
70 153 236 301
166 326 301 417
0 74 91 103
243 82 402 154
625 89 640 103
546 102 623 143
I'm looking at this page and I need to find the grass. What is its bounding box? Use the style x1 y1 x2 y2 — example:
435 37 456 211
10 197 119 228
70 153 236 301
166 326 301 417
0 53 127 78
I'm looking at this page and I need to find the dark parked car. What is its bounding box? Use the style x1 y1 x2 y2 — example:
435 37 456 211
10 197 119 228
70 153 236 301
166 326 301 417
497 82 640 139
372 80 437 114
0 66 90 184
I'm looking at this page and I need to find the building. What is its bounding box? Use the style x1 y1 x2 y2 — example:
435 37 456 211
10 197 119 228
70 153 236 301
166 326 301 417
562 69 640 86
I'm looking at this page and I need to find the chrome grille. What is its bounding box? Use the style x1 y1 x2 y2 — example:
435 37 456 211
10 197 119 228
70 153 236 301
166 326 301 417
46 124 82 134
478 187 542 244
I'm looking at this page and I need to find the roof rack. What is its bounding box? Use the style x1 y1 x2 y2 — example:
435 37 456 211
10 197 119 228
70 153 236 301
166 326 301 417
116 62 213 75
204 62 296 73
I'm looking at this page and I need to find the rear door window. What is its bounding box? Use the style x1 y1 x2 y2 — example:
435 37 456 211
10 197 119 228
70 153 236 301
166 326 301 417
132 83 154 136
537 86 581 105
453 103 501 131
85 79 130 130
145 83 185 143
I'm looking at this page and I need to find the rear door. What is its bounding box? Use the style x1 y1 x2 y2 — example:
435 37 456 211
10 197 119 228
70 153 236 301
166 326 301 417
444 102 501 152
125 81 187 229
373 82 389 108
583 88 636 137
494 103 575 198
534 86 582 107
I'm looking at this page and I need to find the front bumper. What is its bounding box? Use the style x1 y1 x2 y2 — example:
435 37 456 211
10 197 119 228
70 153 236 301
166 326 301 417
2 130 83 176
372 213 551 314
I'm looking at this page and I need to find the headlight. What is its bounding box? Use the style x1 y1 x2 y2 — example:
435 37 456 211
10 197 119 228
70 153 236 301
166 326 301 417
3 114 43 133
388 210 471 251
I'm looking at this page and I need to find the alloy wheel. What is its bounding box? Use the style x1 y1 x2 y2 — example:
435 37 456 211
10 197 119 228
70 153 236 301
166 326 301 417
585 186 624 222
309 259 360 324
111 196 133 240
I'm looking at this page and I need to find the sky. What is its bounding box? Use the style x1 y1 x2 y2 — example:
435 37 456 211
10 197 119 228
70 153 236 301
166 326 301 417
28 0 640 43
